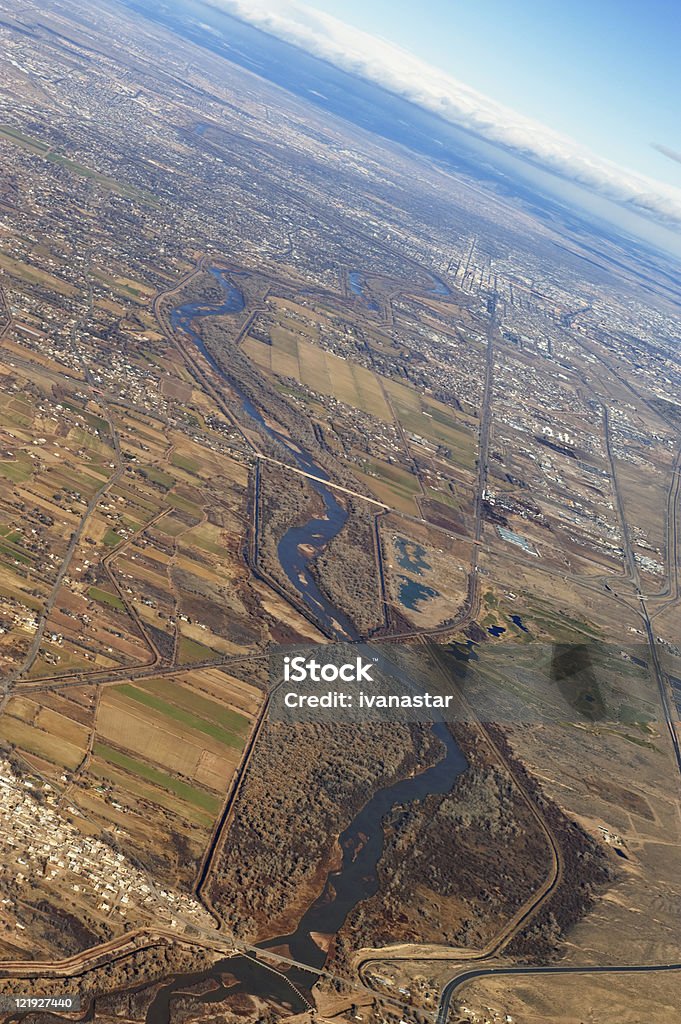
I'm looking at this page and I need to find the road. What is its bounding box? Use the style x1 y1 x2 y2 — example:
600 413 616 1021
12 651 265 694
4 253 679 1024
0 285 12 339
98 507 172 668
257 454 390 509
603 409 681 777
436 961 681 1022
1 416 123 694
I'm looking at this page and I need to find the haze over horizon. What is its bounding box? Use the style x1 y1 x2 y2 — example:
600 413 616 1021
2 2 681 1019
203 0 681 243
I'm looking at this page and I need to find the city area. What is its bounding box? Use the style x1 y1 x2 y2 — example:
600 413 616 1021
0 0 679 1022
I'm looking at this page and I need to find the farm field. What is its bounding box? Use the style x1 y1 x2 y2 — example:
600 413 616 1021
242 329 393 420
84 665 263 860
354 458 422 515
384 378 479 472
0 663 263 883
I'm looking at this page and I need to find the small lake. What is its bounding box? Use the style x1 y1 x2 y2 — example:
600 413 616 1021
398 574 439 610
395 536 431 575
348 270 380 311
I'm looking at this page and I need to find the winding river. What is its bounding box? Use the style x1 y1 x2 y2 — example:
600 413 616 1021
154 267 468 1018
261 718 466 971
171 266 357 640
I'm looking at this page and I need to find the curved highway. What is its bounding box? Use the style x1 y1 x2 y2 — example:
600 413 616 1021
437 961 681 1023
11 258 671 1022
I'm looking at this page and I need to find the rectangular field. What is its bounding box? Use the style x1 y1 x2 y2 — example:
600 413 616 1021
0 713 85 770
385 379 478 471
92 743 221 814
242 332 393 421
355 458 422 515
91 670 263 823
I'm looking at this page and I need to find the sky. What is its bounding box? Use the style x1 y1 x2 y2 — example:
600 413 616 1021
293 0 681 188
206 0 681 235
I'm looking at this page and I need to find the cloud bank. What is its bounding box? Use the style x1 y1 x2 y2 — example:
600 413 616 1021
203 0 681 232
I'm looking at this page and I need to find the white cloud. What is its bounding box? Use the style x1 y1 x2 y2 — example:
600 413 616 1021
203 0 681 231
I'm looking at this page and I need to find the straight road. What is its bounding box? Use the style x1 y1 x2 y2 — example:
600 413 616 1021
1 454 123 694
257 454 390 509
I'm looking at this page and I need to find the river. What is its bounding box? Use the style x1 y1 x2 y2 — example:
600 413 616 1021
261 718 466 971
155 267 468 1017
170 266 357 640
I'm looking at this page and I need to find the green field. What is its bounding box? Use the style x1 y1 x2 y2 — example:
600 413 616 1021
61 402 110 435
178 636 218 663
166 493 202 517
0 455 33 483
171 452 200 474
103 528 123 547
114 683 245 748
154 515 190 537
93 741 220 813
424 486 462 510
135 678 250 736
140 466 175 489
89 758 213 827
356 458 422 513
88 586 125 611
0 541 33 565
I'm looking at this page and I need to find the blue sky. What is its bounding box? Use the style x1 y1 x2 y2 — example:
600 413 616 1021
205 0 681 237
302 0 680 187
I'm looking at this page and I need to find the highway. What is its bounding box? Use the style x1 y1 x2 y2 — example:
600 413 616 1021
3 254 679 1024
165 276 575 1004
436 961 681 1023
603 408 681 777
